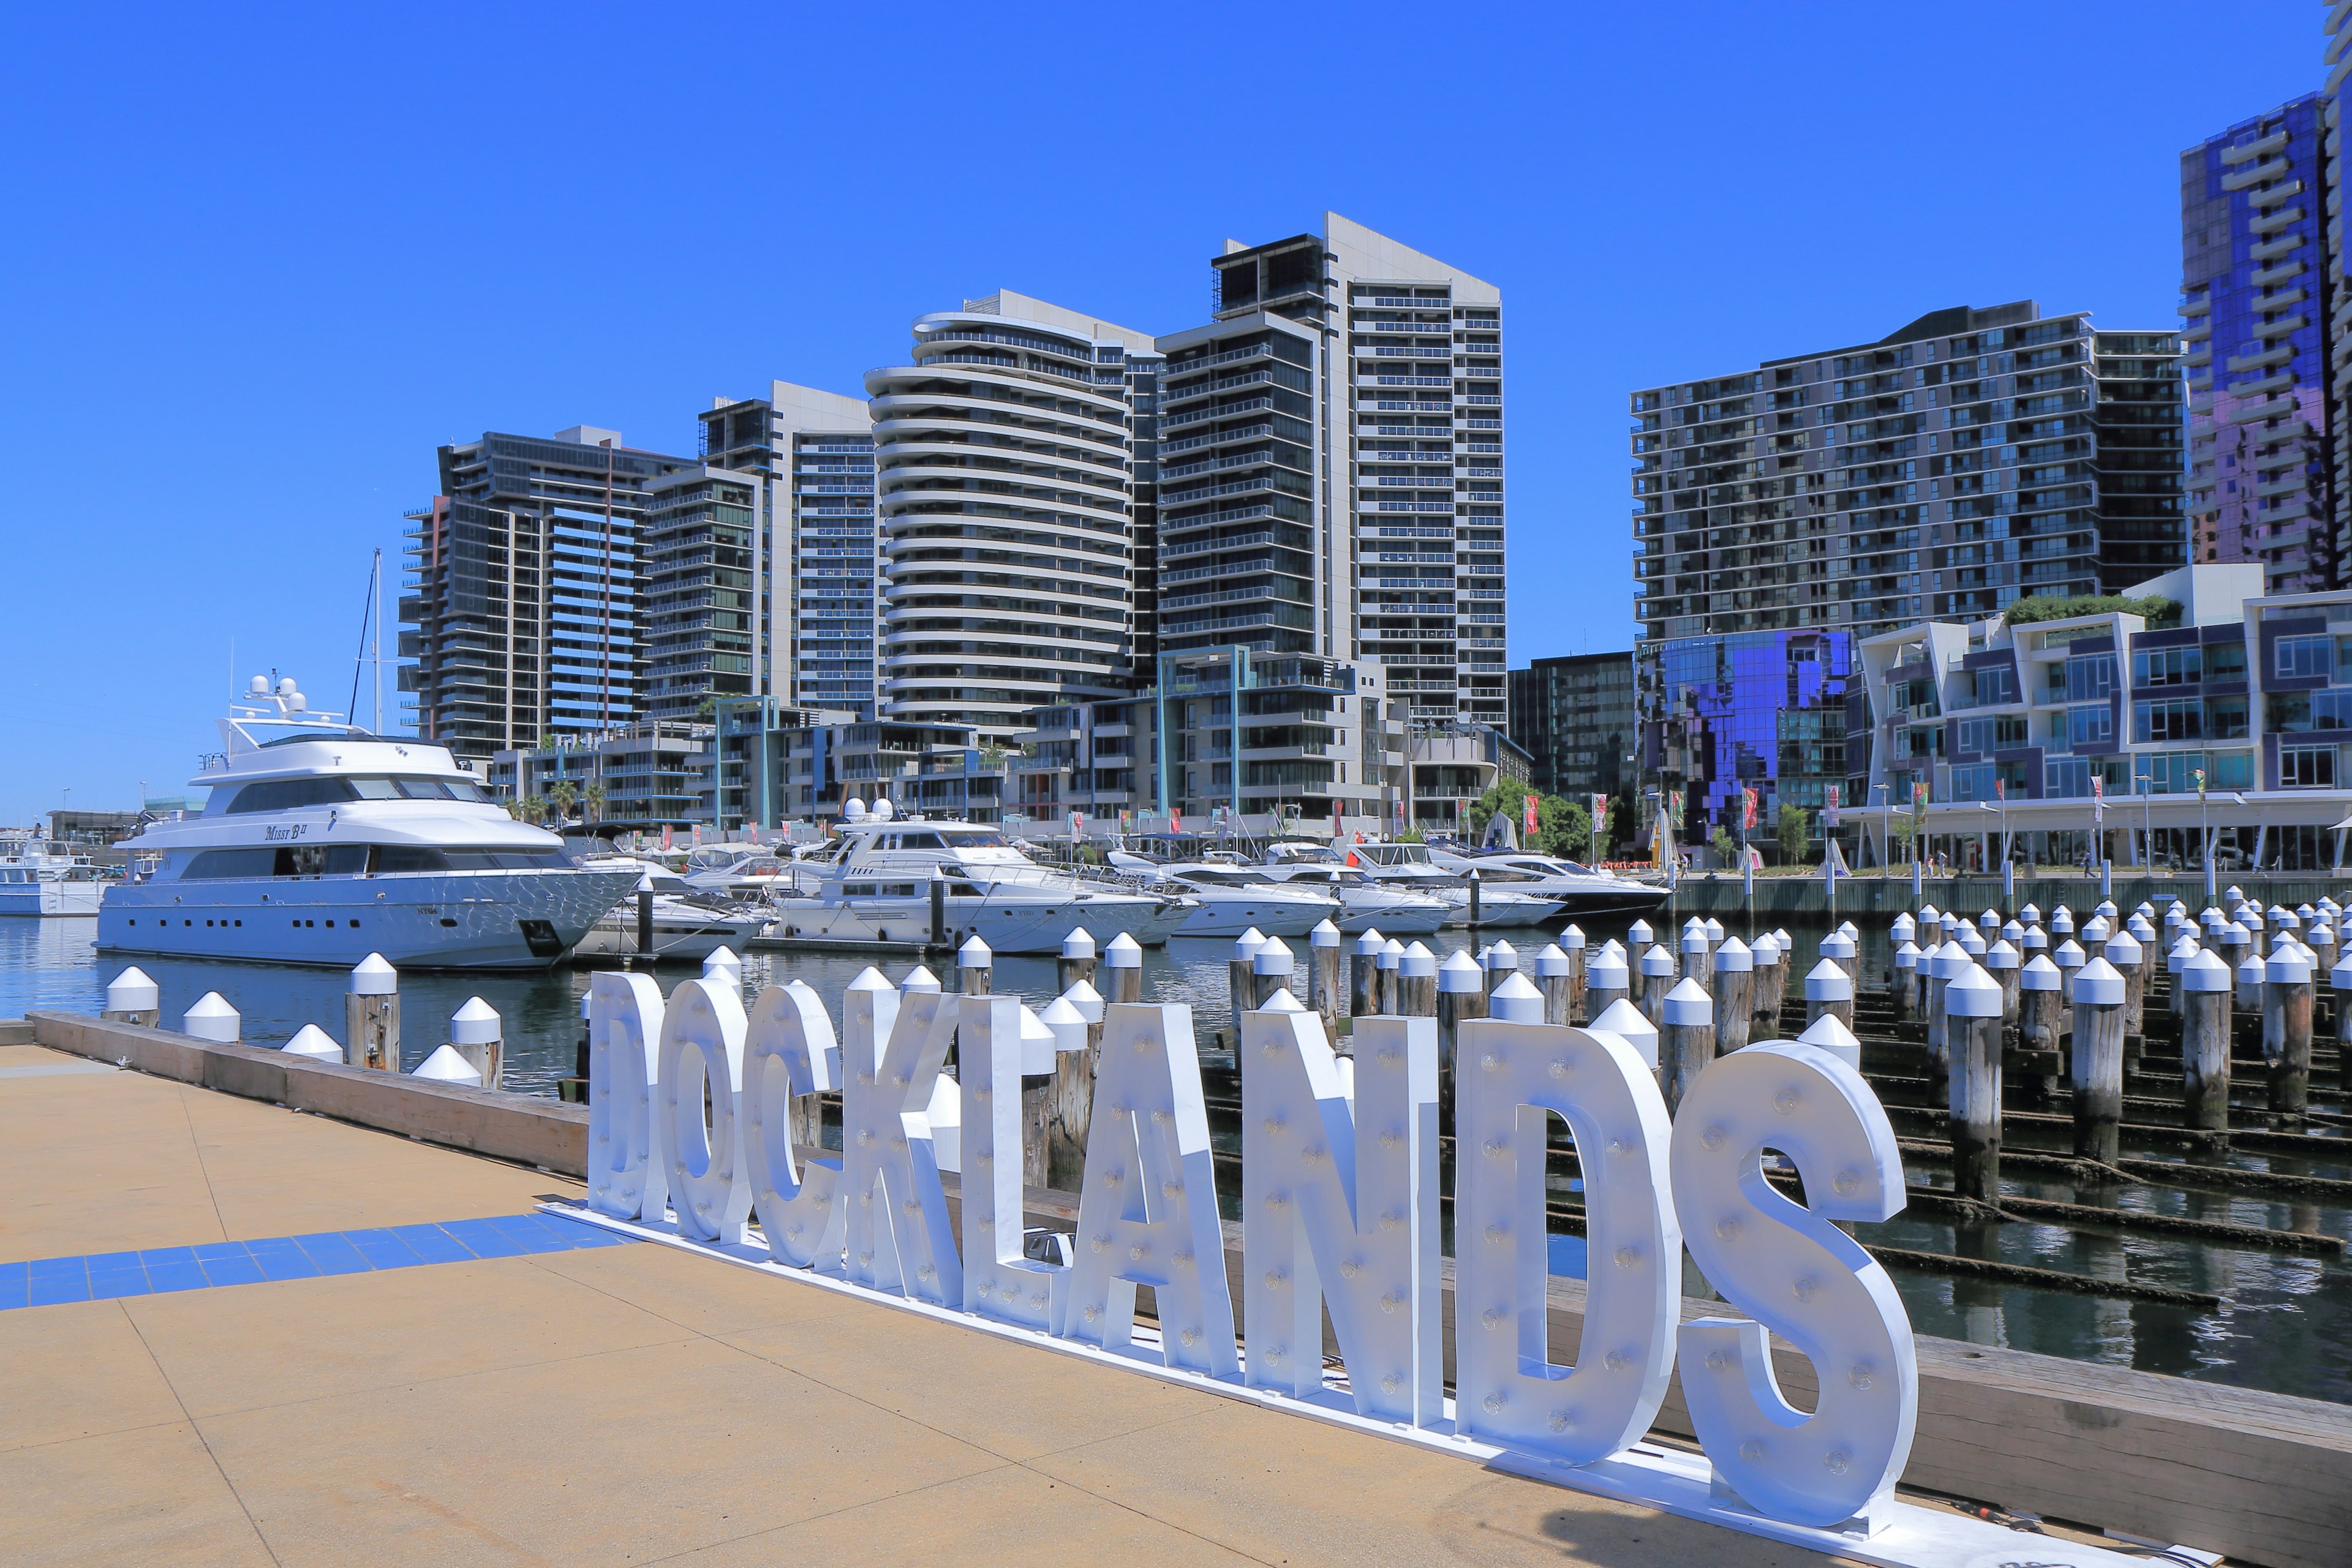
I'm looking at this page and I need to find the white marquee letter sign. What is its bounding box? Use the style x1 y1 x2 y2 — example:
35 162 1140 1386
1452 1016 1681 1464
742 979 845 1269
958 994 1070 1330
1061 1002 1237 1378
839 976 962 1304
657 977 754 1245
1672 1041 1917 1529
1242 1006 1441 1425
587 971 667 1224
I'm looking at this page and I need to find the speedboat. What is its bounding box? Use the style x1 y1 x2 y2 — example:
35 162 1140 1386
96 676 643 970
1341 839 1566 928
763 801 1193 953
1427 846 1671 920
1248 843 1449 934
1146 865 1342 938
0 844 106 916
570 856 769 963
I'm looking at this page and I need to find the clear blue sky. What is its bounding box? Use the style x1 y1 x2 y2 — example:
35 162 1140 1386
0 2 2323 823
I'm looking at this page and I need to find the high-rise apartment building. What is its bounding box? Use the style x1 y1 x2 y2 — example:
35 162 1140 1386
1632 301 2183 836
698 383 878 716
1158 215 1506 727
639 464 778 722
2325 12 2352 576
399 427 692 762
1508 652 1635 801
867 292 1158 737
2182 94 2335 593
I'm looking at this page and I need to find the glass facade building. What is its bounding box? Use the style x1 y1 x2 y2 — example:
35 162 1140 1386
1507 651 1635 800
2182 94 2334 594
1651 630 1850 834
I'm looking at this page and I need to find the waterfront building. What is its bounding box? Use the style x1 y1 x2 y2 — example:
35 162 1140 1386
2329 12 2352 576
1160 215 1506 728
1632 301 2185 840
867 292 1159 738
401 428 693 763
709 697 1004 826
488 719 713 829
1842 564 2352 870
697 383 880 716
639 466 777 723
1507 651 1635 800
2181 95 2335 593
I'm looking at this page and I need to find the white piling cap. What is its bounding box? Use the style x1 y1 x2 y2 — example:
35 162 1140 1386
1917 902 1942 924
1946 964 2002 1017
1588 998 1659 1068
2082 916 2109 944
1980 908 2001 929
2225 884 2245 902
1105 932 1143 967
2267 948 2314 984
1439 950 1485 992
1893 940 1920 970
2333 952 2352 992
105 967 159 1012
2182 949 2233 992
282 1024 342 1060
2136 902 2155 919
1820 929 1855 957
1355 927 1386 956
1986 940 2019 970
1681 927 1709 954
1662 977 1714 1025
2071 957 2124 1007
2019 954 2061 991
1838 919 1858 941
1890 913 1917 941
1682 916 1707 940
701 946 742 981
2236 954 2266 990
412 1043 482 1085
1536 943 1572 976
1232 928 1266 961
1706 917 1728 942
1400 941 1437 979
1796 1012 1861 1069
1490 971 1545 1022
1484 938 1518 970
2021 925 2048 949
2167 935 2200 971
2018 903 2040 924
2103 931 2142 966
349 953 398 997
1639 944 1678 976
1559 925 1586 951
1931 940 1973 979
2001 919 2024 943
1752 932 1781 962
847 965 895 994
1379 938 1404 969
1060 977 1103 1024
1628 919 1654 945
2053 902 2074 921
2222 921 2249 945
1040 996 1088 1059
1959 927 1986 956
1253 938 1295 975
1774 927 1792 949
2128 914 2157 941
1310 919 1341 948
2299 903 2318 920
1714 936 1752 972
1062 927 1096 959
900 965 941 993
450 997 500 1045
1586 948 1629 986
2054 939 2086 968
1602 938 1627 960
1804 959 1852 1001
183 992 239 1043
1259 987 1307 1014
2275 909 2302 931
2095 900 2117 919
959 934 993 968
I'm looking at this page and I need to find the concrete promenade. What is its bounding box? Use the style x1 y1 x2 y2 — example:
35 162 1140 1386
0 1041 1845 1567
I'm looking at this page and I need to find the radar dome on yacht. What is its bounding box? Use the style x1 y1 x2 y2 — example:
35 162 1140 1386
248 675 269 695
843 798 868 822
276 677 297 697
872 797 896 821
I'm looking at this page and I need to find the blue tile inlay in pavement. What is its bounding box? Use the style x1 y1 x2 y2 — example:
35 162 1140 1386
0 1211 633 1312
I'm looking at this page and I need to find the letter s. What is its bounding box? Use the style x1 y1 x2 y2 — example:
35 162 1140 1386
1671 1042 1915 1530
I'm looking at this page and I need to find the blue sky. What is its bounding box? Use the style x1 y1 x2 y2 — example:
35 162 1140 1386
0 2 2323 823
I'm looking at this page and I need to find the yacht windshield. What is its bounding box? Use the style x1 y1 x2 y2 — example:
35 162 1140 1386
227 777 492 812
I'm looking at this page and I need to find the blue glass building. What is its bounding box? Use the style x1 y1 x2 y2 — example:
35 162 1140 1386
1650 629 1849 837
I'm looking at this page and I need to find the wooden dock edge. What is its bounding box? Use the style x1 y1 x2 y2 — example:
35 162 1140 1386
26 1009 2352 1568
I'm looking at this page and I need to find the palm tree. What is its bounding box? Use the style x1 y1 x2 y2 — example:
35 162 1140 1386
501 796 526 821
583 780 608 824
548 780 579 827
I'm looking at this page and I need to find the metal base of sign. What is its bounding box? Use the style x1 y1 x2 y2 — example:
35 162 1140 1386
544 1199 2157 1568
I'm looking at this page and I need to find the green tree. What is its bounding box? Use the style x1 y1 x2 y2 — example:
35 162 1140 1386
1532 796 1590 859
547 780 579 826
1464 780 1518 839
1775 803 1811 867
500 796 525 821
583 780 608 824
1711 825 1740 869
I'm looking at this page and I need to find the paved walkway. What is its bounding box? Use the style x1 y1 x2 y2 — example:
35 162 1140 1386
0 1042 1838 1567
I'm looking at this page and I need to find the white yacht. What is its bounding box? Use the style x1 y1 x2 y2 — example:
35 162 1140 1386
0 840 106 916
569 858 769 963
764 802 1193 953
1248 844 1449 934
1427 846 1671 920
1145 865 1342 938
96 677 643 970
1340 839 1567 928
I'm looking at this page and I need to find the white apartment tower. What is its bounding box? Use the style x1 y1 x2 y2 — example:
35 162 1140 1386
1159 213 1506 726
867 292 1159 736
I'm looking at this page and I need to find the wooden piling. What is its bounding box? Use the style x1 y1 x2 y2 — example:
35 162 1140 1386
1923 939 1957 1084
1749 932 1782 1041
1712 937 1752 1055
1637 944 1677 1030
1660 977 1714 1114
1803 958 1852 1033
1482 937 1517 998
2104 929 2145 1042
1435 951 1487 1112
1378 938 1404 1014
1250 937 1295 1012
2070 957 2127 1165
1680 927 1709 988
1891 941 1920 1029
1585 945 1629 1023
1056 927 1097 997
2179 948 2233 1134
1307 921 1342 1030
1104 933 1143 1006
1556 926 1588 1019
2263 946 2315 1117
1351 928 1384 1019
1397 942 1438 1018
959 935 993 996
1536 943 1575 1025
1946 963 2004 1205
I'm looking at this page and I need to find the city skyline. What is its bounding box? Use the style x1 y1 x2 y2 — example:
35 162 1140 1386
0 3 2320 821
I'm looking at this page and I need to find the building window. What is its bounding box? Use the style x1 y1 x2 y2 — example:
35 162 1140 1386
2280 745 2337 788
2132 698 2201 744
2275 633 2332 682
2068 703 2113 750
2065 652 2117 703
2132 645 2201 688
2207 639 2247 681
1970 665 2018 706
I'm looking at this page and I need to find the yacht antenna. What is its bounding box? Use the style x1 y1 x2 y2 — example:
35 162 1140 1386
374 546 384 733
348 553 379 727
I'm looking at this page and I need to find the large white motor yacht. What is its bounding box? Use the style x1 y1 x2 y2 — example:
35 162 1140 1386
1141 864 1341 938
1426 845 1670 920
1249 843 1449 934
96 678 643 970
0 837 106 917
766 802 1193 953
1339 839 1567 928
568 857 770 963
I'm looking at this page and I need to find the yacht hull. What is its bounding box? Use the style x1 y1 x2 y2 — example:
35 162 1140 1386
764 890 1188 954
1330 896 1447 936
1169 897 1341 938
572 907 768 963
0 885 103 917
96 868 643 971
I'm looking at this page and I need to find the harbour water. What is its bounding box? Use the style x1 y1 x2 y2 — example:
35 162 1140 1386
7 913 2347 1406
